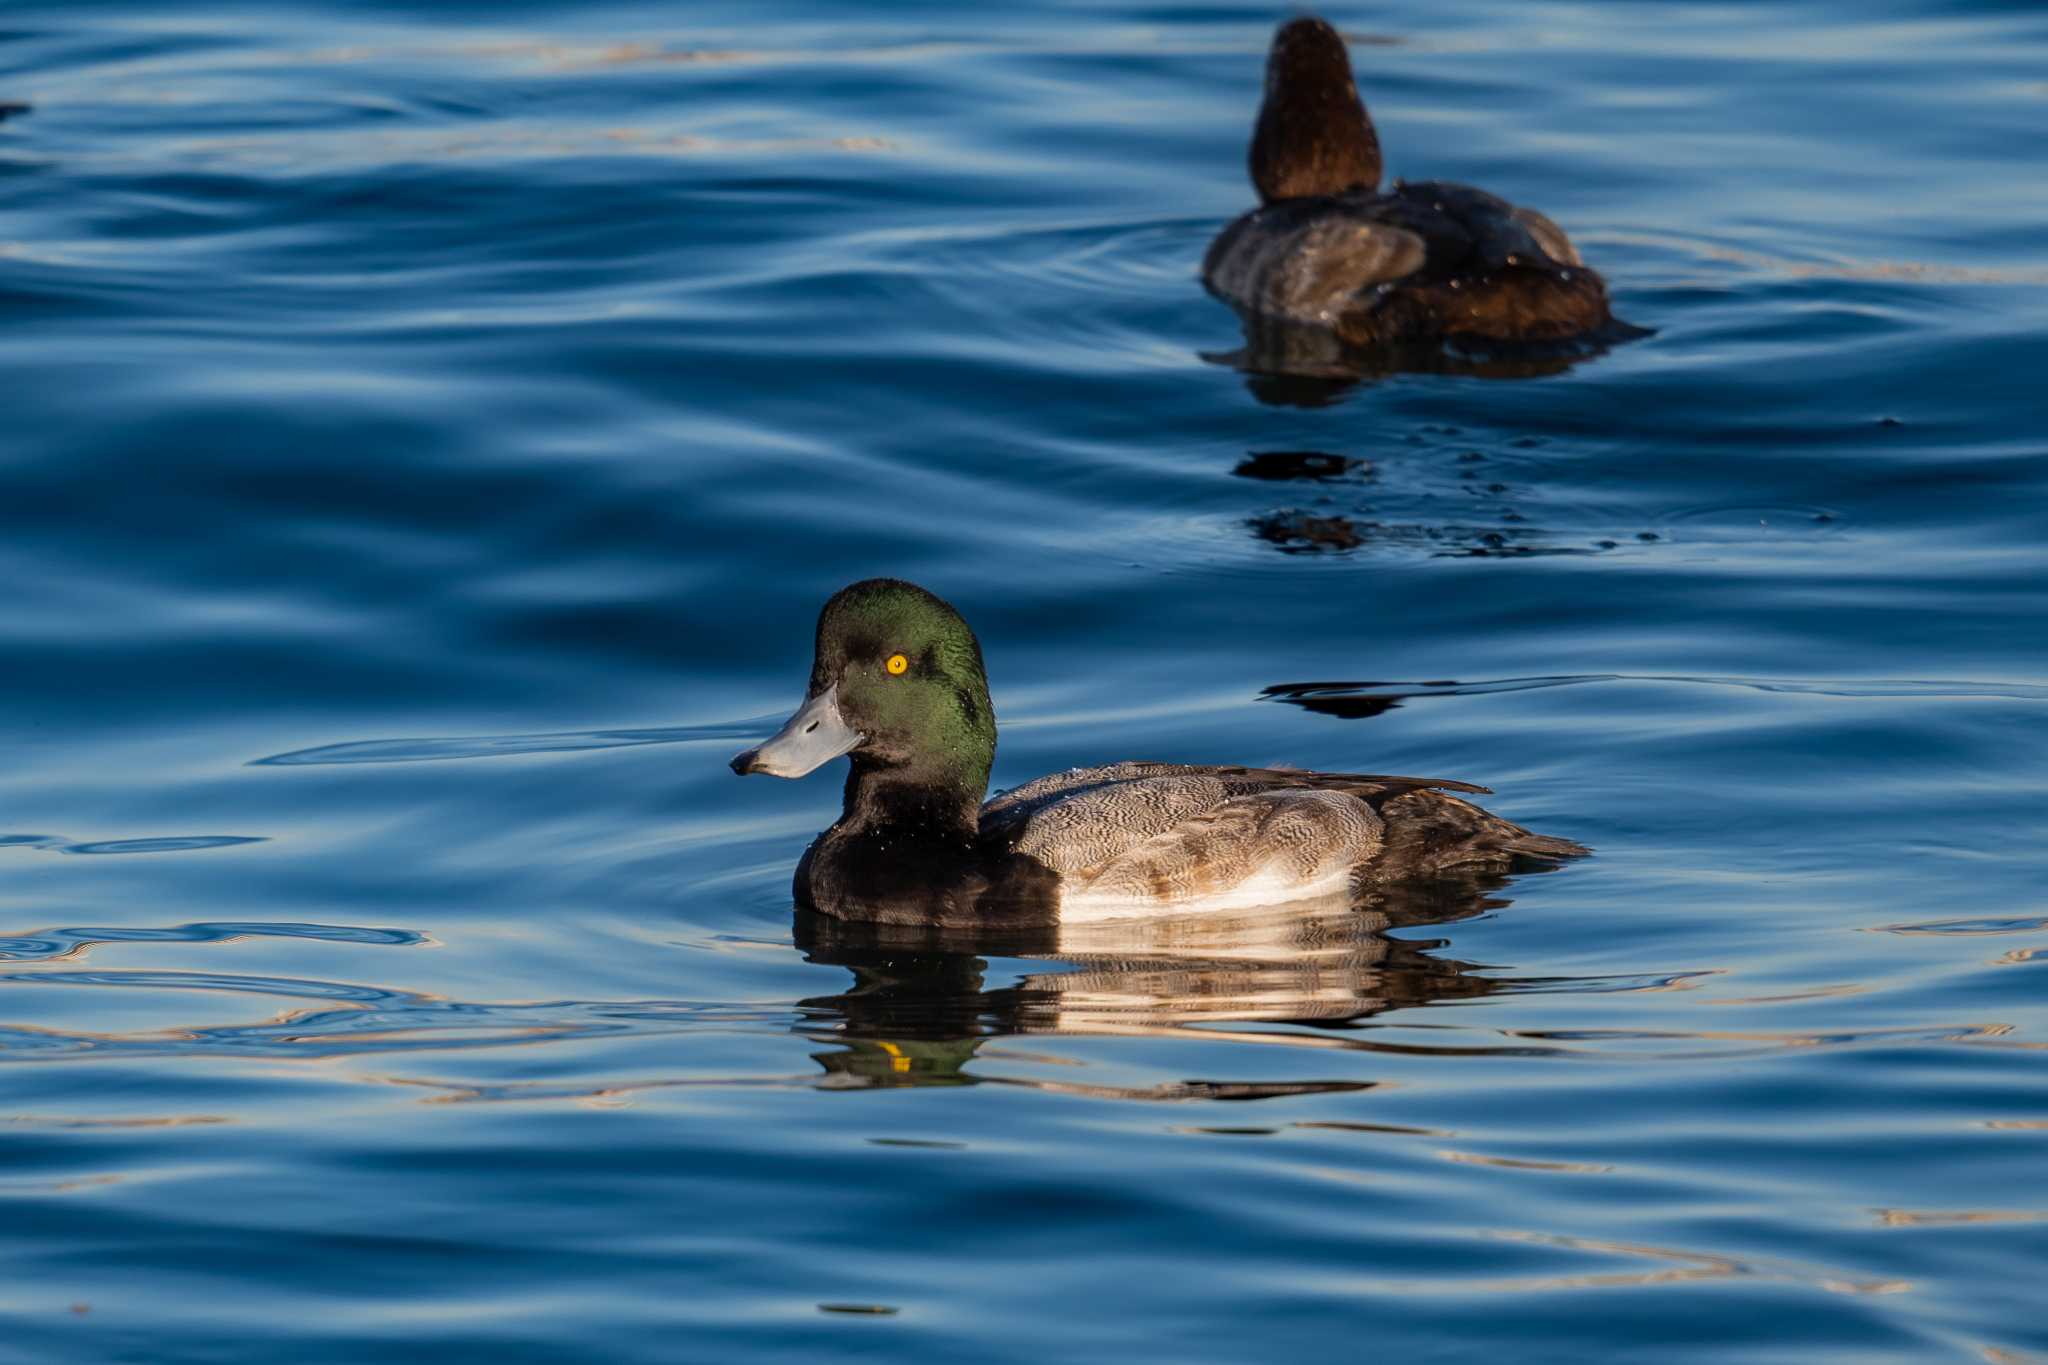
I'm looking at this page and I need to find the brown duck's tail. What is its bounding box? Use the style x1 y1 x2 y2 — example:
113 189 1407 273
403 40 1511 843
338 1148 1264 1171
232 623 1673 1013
1372 787 1589 880
1456 266 1617 344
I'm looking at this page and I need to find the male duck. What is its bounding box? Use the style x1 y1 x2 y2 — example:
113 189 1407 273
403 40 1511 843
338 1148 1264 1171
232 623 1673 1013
1203 16 1628 350
731 579 1585 926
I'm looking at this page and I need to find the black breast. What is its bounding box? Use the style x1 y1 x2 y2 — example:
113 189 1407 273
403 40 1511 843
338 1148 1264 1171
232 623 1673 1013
796 825 1061 928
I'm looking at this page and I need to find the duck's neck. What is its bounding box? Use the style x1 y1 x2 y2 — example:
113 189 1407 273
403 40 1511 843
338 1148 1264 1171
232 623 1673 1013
836 759 985 843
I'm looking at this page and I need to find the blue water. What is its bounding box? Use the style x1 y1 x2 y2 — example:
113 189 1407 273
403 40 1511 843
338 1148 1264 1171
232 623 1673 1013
4 0 2047 1358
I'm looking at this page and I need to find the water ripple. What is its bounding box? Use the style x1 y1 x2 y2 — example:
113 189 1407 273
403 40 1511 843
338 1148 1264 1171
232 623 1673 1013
0 920 426 962
1264 673 2048 718
1874 916 2048 937
1428 1230 1914 1298
3 834 267 855
251 717 775 765
6 0 2048 1353
0 967 793 1063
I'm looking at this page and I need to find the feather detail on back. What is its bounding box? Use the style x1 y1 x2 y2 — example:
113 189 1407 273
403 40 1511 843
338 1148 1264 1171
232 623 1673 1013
979 762 1578 919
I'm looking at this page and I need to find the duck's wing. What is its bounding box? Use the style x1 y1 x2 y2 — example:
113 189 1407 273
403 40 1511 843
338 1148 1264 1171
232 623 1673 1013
1247 764 1588 874
1203 183 1589 329
1204 200 1429 323
985 769 1376 910
1509 205 1583 267
1373 180 1582 276
982 761 1487 833
981 763 1572 911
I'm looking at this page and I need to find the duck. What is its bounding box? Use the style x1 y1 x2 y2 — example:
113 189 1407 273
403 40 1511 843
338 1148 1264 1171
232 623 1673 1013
1202 16 1630 351
730 579 1586 926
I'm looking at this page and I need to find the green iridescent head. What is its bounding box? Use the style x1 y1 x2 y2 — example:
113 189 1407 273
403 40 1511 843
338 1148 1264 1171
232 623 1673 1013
731 580 996 805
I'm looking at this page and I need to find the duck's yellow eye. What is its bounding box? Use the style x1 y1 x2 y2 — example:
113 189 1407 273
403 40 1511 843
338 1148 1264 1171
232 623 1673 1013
886 653 909 676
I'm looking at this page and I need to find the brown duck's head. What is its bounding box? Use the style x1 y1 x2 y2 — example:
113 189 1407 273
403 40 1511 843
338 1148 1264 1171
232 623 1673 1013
1249 17 1383 204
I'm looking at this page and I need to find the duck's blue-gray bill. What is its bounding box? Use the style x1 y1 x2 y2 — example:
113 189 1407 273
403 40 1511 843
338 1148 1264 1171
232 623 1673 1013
729 683 863 778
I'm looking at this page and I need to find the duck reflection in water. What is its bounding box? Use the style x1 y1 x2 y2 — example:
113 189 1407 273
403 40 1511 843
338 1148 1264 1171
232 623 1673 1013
1204 316 1615 407
794 873 1543 1096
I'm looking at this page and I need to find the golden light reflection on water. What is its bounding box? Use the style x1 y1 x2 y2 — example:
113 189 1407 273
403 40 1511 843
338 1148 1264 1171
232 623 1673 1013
154 127 897 169
1874 917 2048 937
1 1173 126 1196
473 41 761 72
1980 1346 2048 1364
1595 231 2048 286
1875 1209 2048 1228
3 1114 229 1129
1437 1149 1613 1174
1705 982 1869 1006
1424 1231 1915 1297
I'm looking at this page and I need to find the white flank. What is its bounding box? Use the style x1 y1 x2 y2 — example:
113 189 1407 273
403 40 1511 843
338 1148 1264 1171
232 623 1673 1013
1053 863 1357 924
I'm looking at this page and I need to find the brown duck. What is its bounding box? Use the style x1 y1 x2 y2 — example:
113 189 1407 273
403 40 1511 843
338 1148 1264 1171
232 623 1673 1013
1204 16 1631 350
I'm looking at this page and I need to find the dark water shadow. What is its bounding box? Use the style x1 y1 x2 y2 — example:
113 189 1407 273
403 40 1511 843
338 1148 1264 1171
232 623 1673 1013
1228 445 1614 561
1234 451 1370 482
1263 675 1602 720
1245 511 1601 559
1262 674 2048 719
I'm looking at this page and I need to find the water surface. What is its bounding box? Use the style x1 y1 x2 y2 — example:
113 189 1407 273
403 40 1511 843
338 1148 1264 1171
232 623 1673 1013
3 0 2046 1358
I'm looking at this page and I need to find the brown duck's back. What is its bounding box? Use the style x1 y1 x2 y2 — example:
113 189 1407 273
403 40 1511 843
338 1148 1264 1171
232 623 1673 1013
1204 180 1617 347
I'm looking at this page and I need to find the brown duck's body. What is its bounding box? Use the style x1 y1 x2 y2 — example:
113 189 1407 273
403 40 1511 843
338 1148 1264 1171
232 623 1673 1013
1205 17 1630 350
1204 180 1616 349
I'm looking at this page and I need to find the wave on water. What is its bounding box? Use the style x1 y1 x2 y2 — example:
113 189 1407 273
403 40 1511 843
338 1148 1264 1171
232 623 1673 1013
252 717 779 765
1263 673 2048 718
